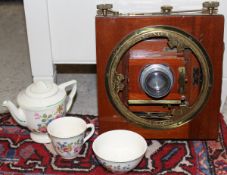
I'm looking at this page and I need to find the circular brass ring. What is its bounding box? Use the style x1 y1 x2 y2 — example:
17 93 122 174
105 26 213 129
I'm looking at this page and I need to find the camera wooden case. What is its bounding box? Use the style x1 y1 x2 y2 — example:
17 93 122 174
96 9 224 139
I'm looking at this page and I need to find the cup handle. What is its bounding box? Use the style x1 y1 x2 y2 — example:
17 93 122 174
59 80 77 112
84 124 95 143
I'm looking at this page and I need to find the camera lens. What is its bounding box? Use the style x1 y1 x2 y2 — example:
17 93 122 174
146 72 169 91
140 64 173 98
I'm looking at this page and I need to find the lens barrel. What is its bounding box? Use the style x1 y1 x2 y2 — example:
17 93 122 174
140 64 173 98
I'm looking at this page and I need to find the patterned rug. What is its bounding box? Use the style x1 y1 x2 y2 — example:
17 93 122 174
0 113 226 175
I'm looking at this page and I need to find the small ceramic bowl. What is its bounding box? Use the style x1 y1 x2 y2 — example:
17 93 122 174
92 130 147 173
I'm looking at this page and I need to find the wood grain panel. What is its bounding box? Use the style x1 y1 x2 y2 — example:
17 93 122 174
96 15 224 139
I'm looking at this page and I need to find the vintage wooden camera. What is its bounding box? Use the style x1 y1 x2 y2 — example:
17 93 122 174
96 2 224 139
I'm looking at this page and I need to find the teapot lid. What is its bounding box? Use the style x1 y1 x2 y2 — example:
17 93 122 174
25 81 58 98
17 81 66 109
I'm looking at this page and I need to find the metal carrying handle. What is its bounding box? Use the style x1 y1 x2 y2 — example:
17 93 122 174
96 1 219 16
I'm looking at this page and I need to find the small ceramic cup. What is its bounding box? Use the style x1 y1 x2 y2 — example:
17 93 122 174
47 116 95 159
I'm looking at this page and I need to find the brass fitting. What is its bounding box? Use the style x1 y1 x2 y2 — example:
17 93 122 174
202 1 219 15
161 5 173 15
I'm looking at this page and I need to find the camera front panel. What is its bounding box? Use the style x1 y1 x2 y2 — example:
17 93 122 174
96 14 224 139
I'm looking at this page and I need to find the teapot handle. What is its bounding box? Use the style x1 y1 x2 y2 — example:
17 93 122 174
59 80 77 112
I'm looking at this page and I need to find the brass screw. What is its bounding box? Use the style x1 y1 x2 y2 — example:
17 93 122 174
203 1 219 15
97 4 113 16
161 5 173 15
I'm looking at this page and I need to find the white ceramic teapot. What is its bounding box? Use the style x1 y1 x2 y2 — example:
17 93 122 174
2 80 77 143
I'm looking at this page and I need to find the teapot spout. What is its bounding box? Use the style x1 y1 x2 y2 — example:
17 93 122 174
2 100 27 127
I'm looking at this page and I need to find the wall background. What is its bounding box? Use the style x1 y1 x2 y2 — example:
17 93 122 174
23 0 227 110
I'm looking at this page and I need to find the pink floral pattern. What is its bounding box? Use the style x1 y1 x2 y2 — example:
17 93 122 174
33 104 64 133
55 138 83 158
